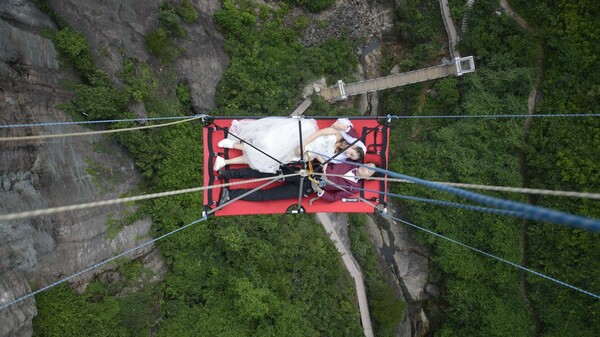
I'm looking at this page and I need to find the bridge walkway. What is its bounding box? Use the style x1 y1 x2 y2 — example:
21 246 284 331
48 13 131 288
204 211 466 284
319 63 456 101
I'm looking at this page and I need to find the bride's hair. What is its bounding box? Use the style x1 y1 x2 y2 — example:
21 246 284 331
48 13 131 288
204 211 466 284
335 140 365 162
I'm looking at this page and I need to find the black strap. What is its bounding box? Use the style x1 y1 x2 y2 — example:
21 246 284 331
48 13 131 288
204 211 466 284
214 124 284 166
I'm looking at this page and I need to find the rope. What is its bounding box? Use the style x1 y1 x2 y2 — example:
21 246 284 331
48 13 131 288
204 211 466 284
0 174 301 222
331 160 600 232
317 174 379 210
304 152 320 185
0 216 208 310
0 173 301 310
350 184 527 218
216 126 283 166
387 113 600 120
207 176 294 214
0 115 203 142
319 124 382 168
296 120 306 211
0 115 197 129
313 171 530 218
437 182 600 199
365 176 600 200
386 214 600 300
4 113 593 135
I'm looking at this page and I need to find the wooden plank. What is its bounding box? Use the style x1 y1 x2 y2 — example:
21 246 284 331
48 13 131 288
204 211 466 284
319 63 458 100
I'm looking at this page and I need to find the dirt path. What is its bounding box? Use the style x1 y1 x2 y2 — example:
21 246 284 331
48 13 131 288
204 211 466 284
500 0 531 31
504 1 542 334
316 213 374 337
417 82 432 113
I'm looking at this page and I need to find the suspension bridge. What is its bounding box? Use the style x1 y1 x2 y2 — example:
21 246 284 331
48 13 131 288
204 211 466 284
318 56 475 102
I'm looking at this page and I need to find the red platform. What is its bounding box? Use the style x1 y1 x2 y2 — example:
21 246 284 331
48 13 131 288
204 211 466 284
203 117 390 216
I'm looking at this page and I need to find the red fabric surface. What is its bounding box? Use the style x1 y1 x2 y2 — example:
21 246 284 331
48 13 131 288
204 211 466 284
203 117 389 216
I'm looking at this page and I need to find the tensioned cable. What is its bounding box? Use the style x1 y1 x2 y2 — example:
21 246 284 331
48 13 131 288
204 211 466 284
218 128 283 166
317 175 379 210
0 216 207 310
334 181 528 218
387 113 600 119
210 177 283 214
0 173 301 222
436 182 600 199
5 112 593 130
303 152 600 202
0 115 203 142
361 176 600 200
0 115 197 129
295 119 307 211
330 160 600 232
319 124 381 168
386 214 600 299
0 176 290 310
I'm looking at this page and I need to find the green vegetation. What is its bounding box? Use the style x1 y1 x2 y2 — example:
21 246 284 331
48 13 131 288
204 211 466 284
104 209 141 240
145 1 200 64
33 0 367 335
31 0 598 335
34 269 158 337
392 0 446 69
214 0 358 115
156 216 363 336
51 27 111 86
281 0 336 13
348 214 406 337
177 0 199 23
384 0 599 336
34 283 128 337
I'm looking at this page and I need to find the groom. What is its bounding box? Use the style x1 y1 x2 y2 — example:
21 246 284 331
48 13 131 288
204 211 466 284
218 162 378 204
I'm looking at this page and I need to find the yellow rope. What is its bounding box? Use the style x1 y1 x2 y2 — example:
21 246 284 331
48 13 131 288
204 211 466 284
304 151 320 184
0 115 202 142
312 172 600 199
0 173 300 221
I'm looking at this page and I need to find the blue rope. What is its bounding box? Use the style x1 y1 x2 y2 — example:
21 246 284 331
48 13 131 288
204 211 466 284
386 113 600 120
387 214 600 299
0 115 197 129
0 216 207 310
355 185 527 218
391 194 522 217
346 161 600 232
2 113 597 129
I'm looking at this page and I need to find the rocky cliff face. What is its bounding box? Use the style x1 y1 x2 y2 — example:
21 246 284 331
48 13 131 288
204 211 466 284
0 1 226 336
367 209 433 337
1 0 429 336
45 0 228 112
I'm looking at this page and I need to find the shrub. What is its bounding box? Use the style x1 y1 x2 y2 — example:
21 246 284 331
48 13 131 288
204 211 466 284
62 84 128 120
282 0 336 13
177 0 199 23
159 5 185 37
52 27 110 85
145 28 180 64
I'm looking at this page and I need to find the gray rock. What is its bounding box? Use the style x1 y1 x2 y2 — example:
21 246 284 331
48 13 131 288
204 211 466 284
425 283 440 298
364 205 431 336
285 0 380 47
47 0 159 79
0 1 175 335
46 0 228 112
0 270 36 337
175 2 228 111
128 101 147 120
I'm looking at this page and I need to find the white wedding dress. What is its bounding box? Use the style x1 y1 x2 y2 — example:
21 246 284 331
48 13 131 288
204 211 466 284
226 117 319 173
304 134 343 162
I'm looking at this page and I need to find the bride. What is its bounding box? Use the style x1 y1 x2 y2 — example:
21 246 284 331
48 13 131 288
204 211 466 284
213 117 366 173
